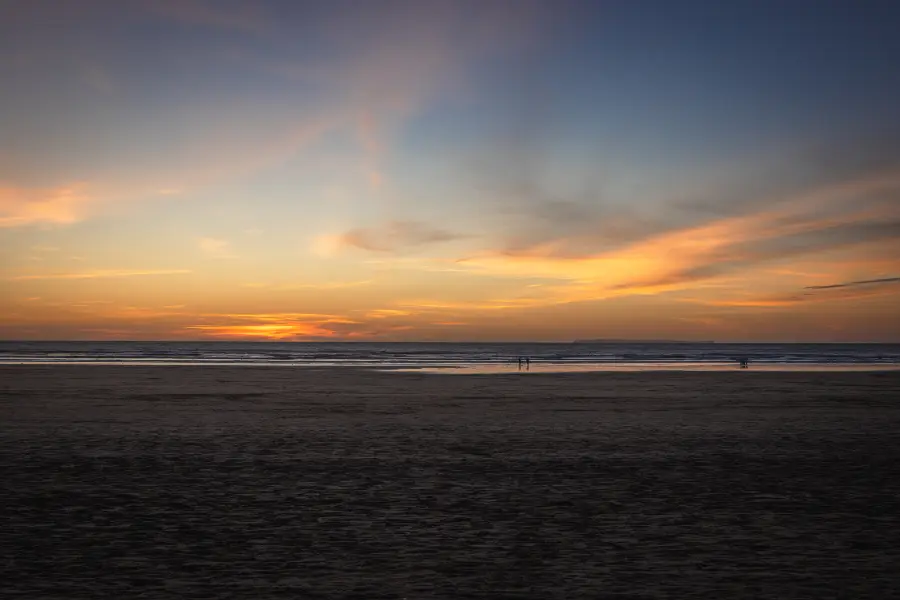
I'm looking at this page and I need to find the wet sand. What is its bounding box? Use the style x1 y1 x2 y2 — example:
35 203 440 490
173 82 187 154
2 366 900 599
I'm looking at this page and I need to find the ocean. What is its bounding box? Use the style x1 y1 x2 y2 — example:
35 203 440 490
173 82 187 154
1 340 899 370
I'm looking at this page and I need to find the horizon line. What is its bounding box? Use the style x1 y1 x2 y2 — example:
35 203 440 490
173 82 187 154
1 339 900 345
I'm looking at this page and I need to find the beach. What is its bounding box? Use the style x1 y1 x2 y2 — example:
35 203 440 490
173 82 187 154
3 365 900 598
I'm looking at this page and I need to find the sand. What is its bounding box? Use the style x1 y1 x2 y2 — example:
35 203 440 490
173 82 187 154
2 365 900 599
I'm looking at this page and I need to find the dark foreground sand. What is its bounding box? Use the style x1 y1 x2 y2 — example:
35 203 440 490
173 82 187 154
2 366 900 599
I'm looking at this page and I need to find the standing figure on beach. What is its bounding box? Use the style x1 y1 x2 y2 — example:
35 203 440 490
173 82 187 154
738 357 750 369
525 357 531 371
517 356 523 371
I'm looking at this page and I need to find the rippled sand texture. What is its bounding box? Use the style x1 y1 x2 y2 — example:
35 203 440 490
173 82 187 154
2 366 900 599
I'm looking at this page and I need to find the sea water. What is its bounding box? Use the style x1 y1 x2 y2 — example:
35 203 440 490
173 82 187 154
1 340 899 370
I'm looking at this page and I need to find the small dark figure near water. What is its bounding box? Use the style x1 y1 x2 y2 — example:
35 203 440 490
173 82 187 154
738 357 750 369
525 356 531 370
517 356 523 370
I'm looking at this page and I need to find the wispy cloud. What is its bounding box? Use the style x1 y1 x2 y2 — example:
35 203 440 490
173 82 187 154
0 183 95 228
8 269 192 281
100 305 192 319
197 237 235 259
183 311 402 340
204 312 349 323
185 323 335 340
805 276 900 290
684 272 900 309
260 0 548 197
4 1 548 232
450 168 900 307
362 256 475 273
242 280 371 291
702 285 900 309
366 309 413 319
461 92 900 263
397 296 557 312
326 220 468 253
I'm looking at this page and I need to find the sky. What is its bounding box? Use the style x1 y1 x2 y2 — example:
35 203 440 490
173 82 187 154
2 0 900 342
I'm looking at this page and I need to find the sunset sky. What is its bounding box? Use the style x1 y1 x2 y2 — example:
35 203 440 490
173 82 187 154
2 0 900 342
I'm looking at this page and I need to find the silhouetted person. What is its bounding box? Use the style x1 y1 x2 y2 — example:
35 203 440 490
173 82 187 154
517 356 523 371
738 357 749 369
525 357 531 370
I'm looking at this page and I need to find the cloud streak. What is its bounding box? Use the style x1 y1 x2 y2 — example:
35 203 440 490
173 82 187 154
244 280 372 291
185 323 335 340
327 220 468 253
805 276 900 290
448 168 900 307
0 183 96 228
3 0 549 230
702 280 900 309
184 310 417 340
8 269 192 281
261 0 549 199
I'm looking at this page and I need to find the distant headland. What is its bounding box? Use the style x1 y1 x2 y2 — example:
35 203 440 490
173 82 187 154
572 339 717 344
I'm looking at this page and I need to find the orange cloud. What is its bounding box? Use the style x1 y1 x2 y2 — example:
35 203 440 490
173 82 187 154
0 183 95 228
207 312 351 323
103 305 191 319
701 298 802 308
362 257 475 273
396 296 559 313
448 168 900 307
182 310 426 340
182 310 365 340
366 309 413 319
185 323 335 340
7 269 192 281
246 280 372 291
